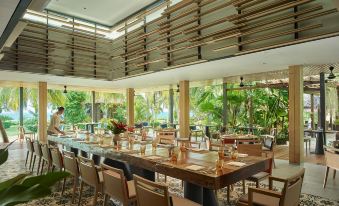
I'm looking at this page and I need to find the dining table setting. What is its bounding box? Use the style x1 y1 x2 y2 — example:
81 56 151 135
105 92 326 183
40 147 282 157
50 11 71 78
48 132 271 206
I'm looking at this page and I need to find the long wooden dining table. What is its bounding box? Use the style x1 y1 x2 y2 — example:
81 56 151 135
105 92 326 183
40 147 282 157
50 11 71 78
48 134 270 206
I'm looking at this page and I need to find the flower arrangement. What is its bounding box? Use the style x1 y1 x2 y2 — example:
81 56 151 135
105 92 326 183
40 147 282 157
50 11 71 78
109 120 127 134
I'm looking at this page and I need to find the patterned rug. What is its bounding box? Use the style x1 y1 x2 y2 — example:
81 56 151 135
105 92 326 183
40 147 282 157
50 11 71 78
1 157 339 206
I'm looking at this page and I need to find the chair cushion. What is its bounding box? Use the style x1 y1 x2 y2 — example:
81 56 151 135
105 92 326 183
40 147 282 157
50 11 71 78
238 192 280 206
171 195 201 206
127 180 136 198
247 172 270 181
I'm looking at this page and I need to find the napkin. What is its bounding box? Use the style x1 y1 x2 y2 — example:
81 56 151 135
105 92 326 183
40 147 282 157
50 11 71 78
238 153 248 158
99 145 114 148
146 156 162 160
185 165 205 171
226 161 246 167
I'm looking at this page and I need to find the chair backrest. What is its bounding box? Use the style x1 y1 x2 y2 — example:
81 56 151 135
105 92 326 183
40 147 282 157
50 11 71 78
62 150 79 177
41 144 52 162
101 163 129 205
50 148 63 169
237 144 262 157
25 137 34 152
280 168 305 206
324 150 339 170
133 175 170 206
262 135 275 150
78 156 100 187
33 141 42 156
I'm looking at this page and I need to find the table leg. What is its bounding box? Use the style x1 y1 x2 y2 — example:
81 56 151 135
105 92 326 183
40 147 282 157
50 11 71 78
314 132 324 155
90 125 95 134
184 181 218 206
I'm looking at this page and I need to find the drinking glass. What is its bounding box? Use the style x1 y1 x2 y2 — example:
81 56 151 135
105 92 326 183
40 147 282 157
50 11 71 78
152 141 157 151
140 144 146 155
218 146 224 160
231 150 238 160
215 159 223 171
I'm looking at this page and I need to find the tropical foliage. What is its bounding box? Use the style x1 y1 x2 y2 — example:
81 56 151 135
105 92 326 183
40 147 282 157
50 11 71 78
64 91 90 126
0 142 69 205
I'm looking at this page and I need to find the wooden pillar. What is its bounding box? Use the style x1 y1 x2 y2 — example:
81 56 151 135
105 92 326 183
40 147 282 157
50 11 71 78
38 82 47 143
91 91 97 122
288 66 304 164
319 72 326 144
169 87 174 125
310 93 314 130
248 90 253 134
179 80 190 139
126 88 135 127
222 83 228 128
19 87 24 127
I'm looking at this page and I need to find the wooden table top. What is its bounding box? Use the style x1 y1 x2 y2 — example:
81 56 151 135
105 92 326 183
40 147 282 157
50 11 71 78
48 135 270 189
222 134 259 140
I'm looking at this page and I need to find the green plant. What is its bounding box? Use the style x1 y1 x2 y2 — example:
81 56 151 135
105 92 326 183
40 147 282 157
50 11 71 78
64 91 89 125
0 142 69 205
24 118 38 133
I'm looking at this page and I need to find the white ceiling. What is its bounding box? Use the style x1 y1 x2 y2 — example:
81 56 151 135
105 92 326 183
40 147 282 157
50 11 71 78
0 0 20 37
0 36 339 92
46 0 158 26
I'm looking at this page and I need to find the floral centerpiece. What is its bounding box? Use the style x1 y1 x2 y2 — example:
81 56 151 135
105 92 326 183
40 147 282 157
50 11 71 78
108 120 127 144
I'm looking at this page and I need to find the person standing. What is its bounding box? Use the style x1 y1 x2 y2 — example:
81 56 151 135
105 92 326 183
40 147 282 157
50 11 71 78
47 107 65 135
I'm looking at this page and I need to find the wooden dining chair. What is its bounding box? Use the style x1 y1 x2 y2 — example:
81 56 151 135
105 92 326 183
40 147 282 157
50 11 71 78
40 144 52 174
238 144 272 194
51 148 64 172
32 141 43 174
133 174 201 206
78 156 103 206
101 163 137 206
237 168 305 206
323 150 339 188
62 150 80 204
25 137 34 170
261 135 276 168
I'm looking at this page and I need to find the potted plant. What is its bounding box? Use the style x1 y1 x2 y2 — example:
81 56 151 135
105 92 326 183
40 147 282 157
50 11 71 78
109 120 127 145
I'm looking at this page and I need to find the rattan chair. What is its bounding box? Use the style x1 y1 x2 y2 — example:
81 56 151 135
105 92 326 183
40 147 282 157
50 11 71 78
323 149 339 188
238 144 273 194
40 144 53 174
238 168 305 206
62 150 80 203
25 137 34 170
101 163 137 206
32 141 43 174
133 174 200 206
78 156 103 206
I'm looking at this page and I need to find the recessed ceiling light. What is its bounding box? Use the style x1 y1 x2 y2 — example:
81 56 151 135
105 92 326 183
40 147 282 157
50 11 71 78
83 7 87 10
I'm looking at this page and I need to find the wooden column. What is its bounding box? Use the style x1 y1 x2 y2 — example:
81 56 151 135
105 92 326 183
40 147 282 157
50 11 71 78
38 82 47 143
179 80 190 139
169 87 174 125
91 91 97 122
319 72 326 145
222 83 228 128
19 86 24 126
288 66 304 164
310 93 315 129
126 88 135 127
